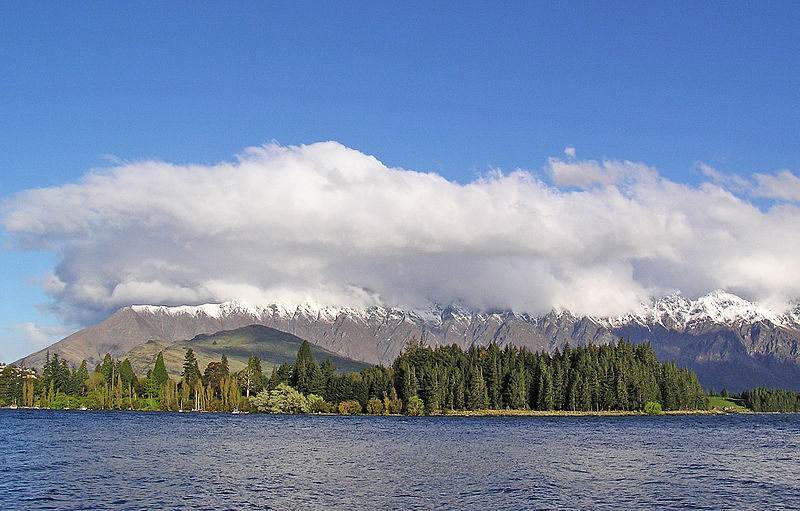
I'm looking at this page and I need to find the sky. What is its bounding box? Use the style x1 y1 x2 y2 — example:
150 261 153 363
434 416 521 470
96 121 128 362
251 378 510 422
1 2 799 363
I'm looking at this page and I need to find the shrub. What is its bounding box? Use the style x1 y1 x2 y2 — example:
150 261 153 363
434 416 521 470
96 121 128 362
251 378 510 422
307 394 335 413
366 397 384 415
337 400 362 415
644 401 663 415
251 383 309 414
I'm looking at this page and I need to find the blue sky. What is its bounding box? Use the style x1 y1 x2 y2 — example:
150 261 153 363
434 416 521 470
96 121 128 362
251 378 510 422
2 2 799 363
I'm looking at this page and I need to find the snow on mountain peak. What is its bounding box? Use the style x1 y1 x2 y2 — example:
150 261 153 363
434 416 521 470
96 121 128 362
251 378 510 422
602 290 788 329
130 290 798 332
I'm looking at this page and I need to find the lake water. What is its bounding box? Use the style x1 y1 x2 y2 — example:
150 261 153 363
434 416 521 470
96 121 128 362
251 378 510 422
1 411 798 510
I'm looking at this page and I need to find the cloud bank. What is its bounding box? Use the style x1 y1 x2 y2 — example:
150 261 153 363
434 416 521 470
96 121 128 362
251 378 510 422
3 141 800 324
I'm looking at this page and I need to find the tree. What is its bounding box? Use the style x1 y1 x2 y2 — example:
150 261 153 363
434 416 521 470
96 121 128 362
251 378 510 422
73 360 89 396
160 379 179 411
406 395 425 416
182 349 201 389
119 359 136 388
292 340 319 394
152 352 169 387
203 360 229 398
387 387 403 414
268 363 291 390
467 366 489 410
100 353 115 386
239 353 263 398
505 368 528 410
0 365 24 406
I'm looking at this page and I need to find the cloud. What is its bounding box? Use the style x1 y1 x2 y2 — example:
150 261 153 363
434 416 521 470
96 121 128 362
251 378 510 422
696 162 750 194
5 323 78 361
752 169 800 202
545 157 655 189
3 141 800 323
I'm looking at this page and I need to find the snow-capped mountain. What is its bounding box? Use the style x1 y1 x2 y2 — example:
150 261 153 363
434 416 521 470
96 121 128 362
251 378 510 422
19 291 800 392
603 290 794 330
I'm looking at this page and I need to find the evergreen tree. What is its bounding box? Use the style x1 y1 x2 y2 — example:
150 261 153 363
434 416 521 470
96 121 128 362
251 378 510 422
292 341 319 394
119 359 136 388
70 360 89 396
100 353 115 385
182 348 202 389
152 351 169 386
537 365 554 410
505 368 528 410
467 366 489 410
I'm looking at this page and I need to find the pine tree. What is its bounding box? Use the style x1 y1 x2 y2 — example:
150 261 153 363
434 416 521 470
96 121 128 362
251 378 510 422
152 351 169 386
467 366 489 410
292 341 319 394
506 368 528 410
100 353 114 385
182 349 201 389
119 359 136 388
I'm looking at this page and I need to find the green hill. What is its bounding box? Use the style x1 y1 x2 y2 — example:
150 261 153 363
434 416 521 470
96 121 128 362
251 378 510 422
124 324 370 380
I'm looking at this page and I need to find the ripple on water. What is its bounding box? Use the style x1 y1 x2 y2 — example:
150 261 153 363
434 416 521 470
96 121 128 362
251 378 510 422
1 411 799 510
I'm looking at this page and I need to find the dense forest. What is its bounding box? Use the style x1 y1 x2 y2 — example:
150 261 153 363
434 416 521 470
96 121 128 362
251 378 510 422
740 387 800 412
0 338 712 414
390 338 707 413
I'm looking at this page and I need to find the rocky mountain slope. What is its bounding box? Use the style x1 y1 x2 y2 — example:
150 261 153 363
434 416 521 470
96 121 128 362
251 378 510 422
18 291 800 392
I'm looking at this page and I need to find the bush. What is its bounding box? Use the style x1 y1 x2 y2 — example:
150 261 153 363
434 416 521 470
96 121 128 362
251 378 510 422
644 401 663 415
307 394 335 413
251 383 309 414
337 400 362 415
366 397 384 415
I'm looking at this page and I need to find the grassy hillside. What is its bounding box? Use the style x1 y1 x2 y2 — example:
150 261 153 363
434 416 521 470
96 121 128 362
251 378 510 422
707 395 750 412
124 324 370 379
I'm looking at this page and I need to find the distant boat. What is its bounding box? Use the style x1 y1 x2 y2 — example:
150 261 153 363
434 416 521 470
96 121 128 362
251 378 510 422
232 409 241 414
9 404 18 409
79 406 88 411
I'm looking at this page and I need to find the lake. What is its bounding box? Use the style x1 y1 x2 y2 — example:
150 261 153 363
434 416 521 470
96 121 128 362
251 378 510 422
1 410 798 510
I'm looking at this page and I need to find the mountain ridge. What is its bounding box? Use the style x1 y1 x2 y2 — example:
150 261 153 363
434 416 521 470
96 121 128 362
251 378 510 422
17 291 800 392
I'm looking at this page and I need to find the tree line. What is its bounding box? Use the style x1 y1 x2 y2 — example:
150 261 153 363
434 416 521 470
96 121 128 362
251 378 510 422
739 387 800 412
1 338 710 414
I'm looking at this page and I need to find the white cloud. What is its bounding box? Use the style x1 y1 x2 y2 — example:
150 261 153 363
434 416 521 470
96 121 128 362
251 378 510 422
2 141 800 323
6 322 78 361
545 157 654 189
752 169 800 202
696 162 750 194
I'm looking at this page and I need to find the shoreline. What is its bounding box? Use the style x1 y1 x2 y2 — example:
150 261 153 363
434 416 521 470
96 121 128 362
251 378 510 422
438 409 733 417
2 406 751 416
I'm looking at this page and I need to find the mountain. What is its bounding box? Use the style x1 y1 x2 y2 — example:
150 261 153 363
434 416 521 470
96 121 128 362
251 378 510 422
17 291 800 392
124 324 370 379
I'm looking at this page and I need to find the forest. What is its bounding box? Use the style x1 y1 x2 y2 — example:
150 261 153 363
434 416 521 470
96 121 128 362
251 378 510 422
0 337 714 415
739 387 800 412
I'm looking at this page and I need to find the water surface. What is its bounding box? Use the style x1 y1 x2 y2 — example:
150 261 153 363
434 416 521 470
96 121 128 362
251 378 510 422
1 411 798 510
